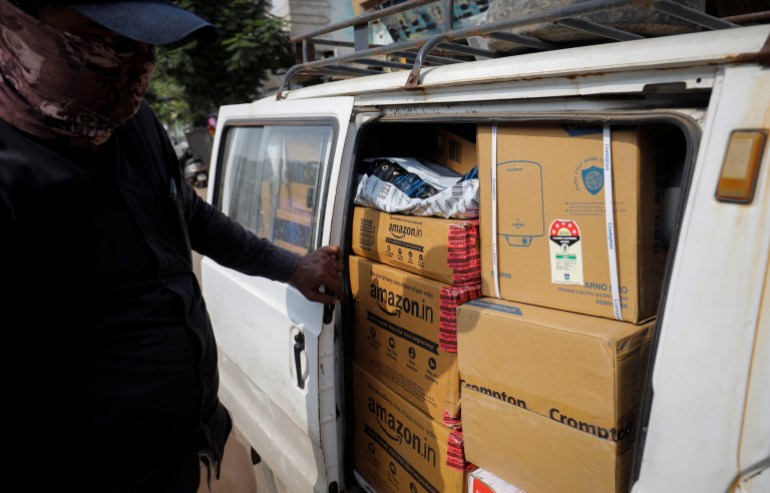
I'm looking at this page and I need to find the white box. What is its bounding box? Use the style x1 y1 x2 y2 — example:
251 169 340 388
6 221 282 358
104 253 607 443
468 468 527 493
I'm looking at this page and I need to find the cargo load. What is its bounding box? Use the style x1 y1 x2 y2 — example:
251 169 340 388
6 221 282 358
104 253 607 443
353 363 468 493
349 255 481 423
478 124 667 323
354 156 479 219
351 206 480 285
457 297 655 492
468 467 527 493
422 126 478 176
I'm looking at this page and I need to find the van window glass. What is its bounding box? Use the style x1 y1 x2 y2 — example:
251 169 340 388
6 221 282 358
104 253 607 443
216 124 333 255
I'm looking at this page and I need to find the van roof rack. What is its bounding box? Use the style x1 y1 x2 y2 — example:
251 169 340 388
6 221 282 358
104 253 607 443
277 0 769 99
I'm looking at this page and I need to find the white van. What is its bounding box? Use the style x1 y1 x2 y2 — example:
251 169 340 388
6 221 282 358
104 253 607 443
202 2 769 492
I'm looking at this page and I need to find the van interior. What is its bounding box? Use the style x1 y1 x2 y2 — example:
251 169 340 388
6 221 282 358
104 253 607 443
341 117 690 491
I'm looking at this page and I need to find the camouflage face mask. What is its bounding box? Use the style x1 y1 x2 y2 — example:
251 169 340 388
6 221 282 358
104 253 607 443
0 0 156 147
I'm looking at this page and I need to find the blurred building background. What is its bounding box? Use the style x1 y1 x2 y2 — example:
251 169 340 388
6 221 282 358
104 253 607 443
263 0 491 94
263 0 356 94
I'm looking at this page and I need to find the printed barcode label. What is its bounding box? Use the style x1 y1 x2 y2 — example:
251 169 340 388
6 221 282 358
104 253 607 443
449 139 461 163
452 183 463 197
359 218 375 251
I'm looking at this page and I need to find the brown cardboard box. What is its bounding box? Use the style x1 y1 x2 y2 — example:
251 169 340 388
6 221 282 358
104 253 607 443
349 255 481 423
457 297 654 493
462 393 635 493
457 297 654 443
477 124 666 323
279 181 314 213
423 127 478 175
353 363 467 493
351 206 480 285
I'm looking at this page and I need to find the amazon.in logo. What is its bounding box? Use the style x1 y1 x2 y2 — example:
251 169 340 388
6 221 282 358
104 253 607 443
389 223 422 239
367 396 437 467
369 284 434 323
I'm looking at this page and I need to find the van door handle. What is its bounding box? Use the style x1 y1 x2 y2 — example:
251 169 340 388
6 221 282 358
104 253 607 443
323 303 334 324
321 286 334 324
293 332 305 389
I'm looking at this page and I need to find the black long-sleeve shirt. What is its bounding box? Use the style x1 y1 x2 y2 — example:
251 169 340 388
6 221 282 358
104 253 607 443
0 101 299 482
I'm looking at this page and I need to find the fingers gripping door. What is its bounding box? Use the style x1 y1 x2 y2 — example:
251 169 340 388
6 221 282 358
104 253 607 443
203 97 354 492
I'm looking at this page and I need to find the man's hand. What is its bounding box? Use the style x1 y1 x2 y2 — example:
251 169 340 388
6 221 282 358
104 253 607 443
289 245 344 304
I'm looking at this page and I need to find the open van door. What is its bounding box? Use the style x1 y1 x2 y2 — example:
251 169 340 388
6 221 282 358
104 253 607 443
202 97 354 493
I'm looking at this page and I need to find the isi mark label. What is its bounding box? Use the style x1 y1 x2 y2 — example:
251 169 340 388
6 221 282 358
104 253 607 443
549 219 584 285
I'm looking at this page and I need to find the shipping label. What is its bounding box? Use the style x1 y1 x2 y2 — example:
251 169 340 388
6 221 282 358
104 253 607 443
548 219 584 285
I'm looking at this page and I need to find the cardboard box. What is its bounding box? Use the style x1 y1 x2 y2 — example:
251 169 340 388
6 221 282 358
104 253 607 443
351 206 480 285
349 255 481 423
468 468 527 493
462 393 635 493
457 297 654 444
353 363 467 493
274 206 311 255
279 181 314 213
477 124 666 323
423 127 478 175
457 297 654 493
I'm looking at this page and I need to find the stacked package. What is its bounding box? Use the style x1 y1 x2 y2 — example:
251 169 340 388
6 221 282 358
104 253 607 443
350 128 481 493
454 124 666 493
476 124 667 324
457 298 654 493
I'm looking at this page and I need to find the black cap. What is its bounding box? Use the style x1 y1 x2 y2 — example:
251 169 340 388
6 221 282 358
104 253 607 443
68 1 220 45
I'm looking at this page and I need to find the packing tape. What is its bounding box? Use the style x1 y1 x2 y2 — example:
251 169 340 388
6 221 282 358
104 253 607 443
603 125 623 320
491 124 501 299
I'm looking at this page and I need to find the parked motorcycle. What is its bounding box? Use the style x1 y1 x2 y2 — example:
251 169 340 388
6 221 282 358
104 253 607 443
182 127 213 189
181 148 209 188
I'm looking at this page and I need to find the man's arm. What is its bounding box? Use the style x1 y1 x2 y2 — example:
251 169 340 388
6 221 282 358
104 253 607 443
183 182 343 303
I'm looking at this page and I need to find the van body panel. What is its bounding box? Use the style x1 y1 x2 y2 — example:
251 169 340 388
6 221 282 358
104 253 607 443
631 65 770 492
738 275 770 486
202 97 354 492
734 280 770 493
736 467 770 493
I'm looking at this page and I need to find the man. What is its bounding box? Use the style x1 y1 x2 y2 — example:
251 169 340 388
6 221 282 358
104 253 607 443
0 1 343 491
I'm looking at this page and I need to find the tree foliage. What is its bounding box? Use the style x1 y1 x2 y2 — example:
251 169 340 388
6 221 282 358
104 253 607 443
148 0 294 127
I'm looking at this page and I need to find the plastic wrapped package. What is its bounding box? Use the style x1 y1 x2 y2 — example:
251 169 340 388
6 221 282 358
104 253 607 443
354 157 479 219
